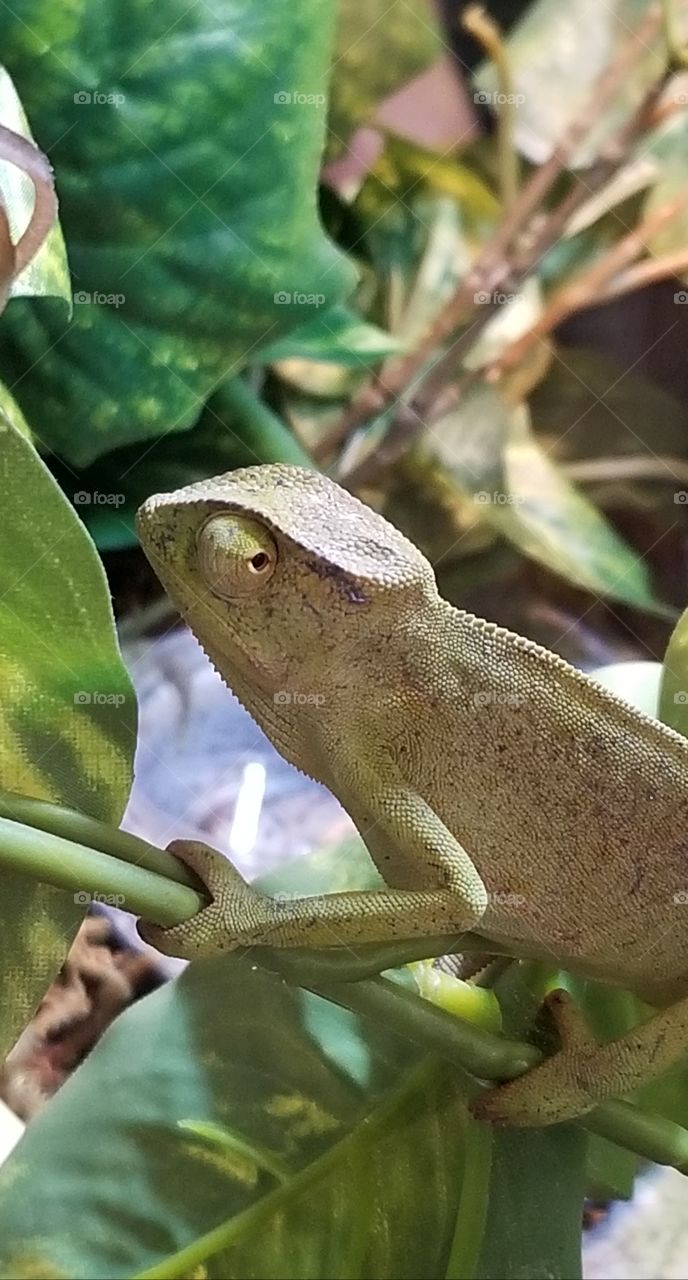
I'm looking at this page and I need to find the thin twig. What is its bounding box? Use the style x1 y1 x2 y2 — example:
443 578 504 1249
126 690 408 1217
596 244 688 301
564 454 688 483
484 194 688 381
463 4 520 208
413 71 672 422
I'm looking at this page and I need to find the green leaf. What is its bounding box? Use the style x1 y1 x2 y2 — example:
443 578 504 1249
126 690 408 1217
659 606 688 736
641 109 688 259
53 376 313 552
471 963 585 1279
0 953 469 1278
253 304 402 366
395 196 473 347
0 0 355 466
0 419 135 1056
476 1127 585 1279
0 65 70 303
427 385 669 612
327 0 441 156
0 379 31 440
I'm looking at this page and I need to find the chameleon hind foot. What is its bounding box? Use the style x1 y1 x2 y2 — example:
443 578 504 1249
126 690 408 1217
472 989 605 1126
474 986 688 1127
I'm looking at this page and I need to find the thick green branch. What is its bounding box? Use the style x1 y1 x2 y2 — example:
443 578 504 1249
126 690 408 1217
1 801 688 1173
0 816 203 926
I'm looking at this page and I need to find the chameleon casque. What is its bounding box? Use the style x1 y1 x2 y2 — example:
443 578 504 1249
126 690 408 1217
136 463 688 1127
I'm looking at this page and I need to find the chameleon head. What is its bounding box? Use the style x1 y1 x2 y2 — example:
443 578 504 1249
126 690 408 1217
136 464 439 713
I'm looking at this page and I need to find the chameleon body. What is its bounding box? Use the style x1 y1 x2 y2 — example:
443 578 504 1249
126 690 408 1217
137 464 688 1126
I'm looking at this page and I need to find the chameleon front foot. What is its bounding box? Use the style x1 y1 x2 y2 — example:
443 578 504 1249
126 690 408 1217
138 839 274 958
140 833 488 958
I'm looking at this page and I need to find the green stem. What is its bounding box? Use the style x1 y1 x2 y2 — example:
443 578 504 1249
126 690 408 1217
211 376 314 467
309 974 539 1082
249 929 515 983
0 817 203 925
581 1099 688 1173
463 4 520 208
445 1114 493 1280
0 790 199 889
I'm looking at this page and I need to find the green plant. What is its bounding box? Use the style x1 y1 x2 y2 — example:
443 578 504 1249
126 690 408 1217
2 0 688 1275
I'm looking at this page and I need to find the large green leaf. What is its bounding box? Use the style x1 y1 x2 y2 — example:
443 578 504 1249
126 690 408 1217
52 376 313 552
476 1127 585 1279
0 953 469 1278
253 304 402 366
0 420 135 1055
0 0 354 466
0 831 591 1278
0 65 70 304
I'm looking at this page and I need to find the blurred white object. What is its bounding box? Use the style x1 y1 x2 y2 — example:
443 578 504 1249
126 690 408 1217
0 1099 24 1167
591 661 662 718
227 762 267 859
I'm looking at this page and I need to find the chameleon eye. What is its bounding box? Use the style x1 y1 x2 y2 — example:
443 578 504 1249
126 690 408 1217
197 514 277 599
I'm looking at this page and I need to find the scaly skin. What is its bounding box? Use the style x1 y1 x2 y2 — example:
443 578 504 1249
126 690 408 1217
136 464 688 1126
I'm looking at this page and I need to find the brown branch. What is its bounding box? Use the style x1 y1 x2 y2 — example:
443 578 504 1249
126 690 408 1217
596 245 688 301
483 195 688 381
317 2 663 461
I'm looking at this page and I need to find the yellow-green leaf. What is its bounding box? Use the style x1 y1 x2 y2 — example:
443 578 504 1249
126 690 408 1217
0 419 135 1055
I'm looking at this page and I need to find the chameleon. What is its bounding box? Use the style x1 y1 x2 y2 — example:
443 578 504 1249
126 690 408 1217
136 463 688 1128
